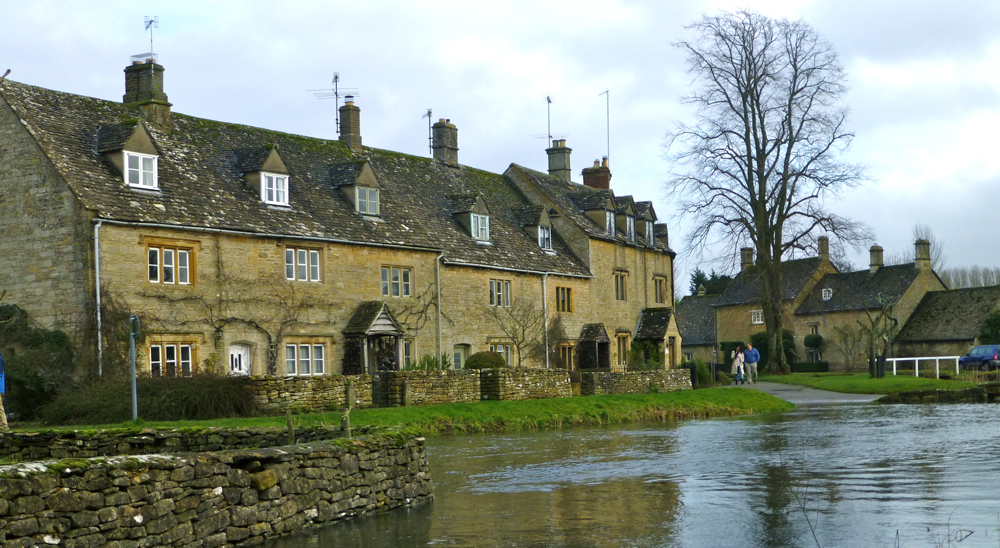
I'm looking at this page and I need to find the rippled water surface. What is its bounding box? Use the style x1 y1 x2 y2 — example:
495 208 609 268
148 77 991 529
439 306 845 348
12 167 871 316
268 403 1000 547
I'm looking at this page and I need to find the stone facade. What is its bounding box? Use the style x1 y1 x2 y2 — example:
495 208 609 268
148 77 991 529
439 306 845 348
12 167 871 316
373 370 480 407
480 369 571 401
244 375 373 414
0 434 431 548
580 370 692 396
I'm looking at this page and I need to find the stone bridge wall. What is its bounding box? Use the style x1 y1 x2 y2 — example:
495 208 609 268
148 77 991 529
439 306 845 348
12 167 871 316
580 370 693 396
480 369 572 401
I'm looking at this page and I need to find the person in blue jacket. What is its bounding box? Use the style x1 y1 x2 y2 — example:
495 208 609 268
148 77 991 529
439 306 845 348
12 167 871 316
744 343 761 384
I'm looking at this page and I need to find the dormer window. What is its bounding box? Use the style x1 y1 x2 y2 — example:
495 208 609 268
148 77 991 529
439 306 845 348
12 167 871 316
125 151 158 189
262 172 288 206
471 213 490 241
821 288 833 301
626 215 636 241
646 221 655 245
538 225 552 250
357 186 379 215
605 210 615 236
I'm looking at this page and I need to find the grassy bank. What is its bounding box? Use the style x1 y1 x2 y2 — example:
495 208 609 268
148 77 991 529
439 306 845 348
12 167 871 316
12 388 793 435
758 373 977 394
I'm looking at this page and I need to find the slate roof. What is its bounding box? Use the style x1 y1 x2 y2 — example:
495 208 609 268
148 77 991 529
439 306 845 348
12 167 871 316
327 160 367 188
343 301 401 335
796 264 922 315
634 201 655 221
676 295 719 346
511 205 544 226
233 146 275 173
714 258 824 307
579 323 610 342
95 122 138 153
0 79 593 276
635 308 675 340
897 286 1000 342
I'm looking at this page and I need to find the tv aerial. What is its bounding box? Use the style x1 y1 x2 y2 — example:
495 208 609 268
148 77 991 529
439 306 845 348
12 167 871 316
144 16 158 58
531 95 567 143
422 108 433 156
310 73 359 135
599 89 610 163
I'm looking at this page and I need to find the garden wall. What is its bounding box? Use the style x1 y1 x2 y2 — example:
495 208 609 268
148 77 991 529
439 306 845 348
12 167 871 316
480 369 571 401
0 434 431 548
580 370 693 396
244 375 373 414
373 370 481 407
0 426 349 462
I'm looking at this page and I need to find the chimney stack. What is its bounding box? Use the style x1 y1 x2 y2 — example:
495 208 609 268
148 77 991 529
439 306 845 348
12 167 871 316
869 245 884 274
818 236 830 262
339 96 362 153
432 118 459 166
698 285 706 297
546 139 572 182
740 247 754 272
123 57 171 125
914 239 931 271
582 157 611 189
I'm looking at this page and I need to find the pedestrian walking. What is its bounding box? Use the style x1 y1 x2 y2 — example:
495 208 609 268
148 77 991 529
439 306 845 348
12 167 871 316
0 350 8 431
730 345 746 384
744 343 760 383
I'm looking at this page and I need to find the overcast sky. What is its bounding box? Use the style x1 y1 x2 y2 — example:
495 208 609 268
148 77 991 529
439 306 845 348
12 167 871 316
3 0 998 295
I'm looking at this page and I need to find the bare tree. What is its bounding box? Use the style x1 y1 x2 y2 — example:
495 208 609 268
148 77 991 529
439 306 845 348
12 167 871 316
940 266 1000 289
667 10 869 373
483 296 546 367
831 324 863 372
884 223 946 270
857 294 899 378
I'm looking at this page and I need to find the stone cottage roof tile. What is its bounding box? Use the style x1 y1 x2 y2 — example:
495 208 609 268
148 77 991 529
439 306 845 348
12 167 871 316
714 258 824 307
635 307 675 340
676 294 719 346
897 286 1000 342
796 264 921 315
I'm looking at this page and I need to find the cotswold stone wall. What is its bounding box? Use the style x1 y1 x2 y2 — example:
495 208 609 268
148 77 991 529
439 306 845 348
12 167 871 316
0 426 349 462
480 369 571 401
244 375 373 414
580 370 693 396
0 435 431 548
374 370 481 407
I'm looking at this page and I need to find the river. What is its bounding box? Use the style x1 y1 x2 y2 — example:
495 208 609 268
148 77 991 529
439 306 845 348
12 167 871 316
267 402 1000 547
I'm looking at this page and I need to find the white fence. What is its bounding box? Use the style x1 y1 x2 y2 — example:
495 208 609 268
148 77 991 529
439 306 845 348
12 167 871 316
885 356 961 379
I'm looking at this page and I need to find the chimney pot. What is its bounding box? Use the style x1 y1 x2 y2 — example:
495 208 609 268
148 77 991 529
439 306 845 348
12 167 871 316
740 247 754 272
914 239 931 271
818 236 830 262
601 156 608 168
582 159 611 189
545 139 572 182
432 118 459 165
869 245 884 274
698 284 706 297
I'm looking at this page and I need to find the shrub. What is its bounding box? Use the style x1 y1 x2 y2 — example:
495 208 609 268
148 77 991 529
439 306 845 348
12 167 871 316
628 340 663 371
792 361 830 373
696 360 713 386
804 334 824 349
0 304 75 419
406 353 452 371
466 351 506 369
750 330 797 369
40 373 259 425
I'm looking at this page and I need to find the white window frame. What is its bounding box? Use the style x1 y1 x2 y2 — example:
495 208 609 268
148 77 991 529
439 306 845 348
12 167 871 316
821 288 833 301
615 271 628 301
403 339 414 369
626 215 636 241
490 279 511 307
149 342 194 378
381 266 412 297
124 151 158 189
617 334 630 366
646 221 655 245
285 247 321 282
261 172 289 206
538 225 552 250
357 186 380 215
490 344 513 365
148 246 192 285
471 213 490 241
605 210 615 236
751 309 764 325
285 343 326 376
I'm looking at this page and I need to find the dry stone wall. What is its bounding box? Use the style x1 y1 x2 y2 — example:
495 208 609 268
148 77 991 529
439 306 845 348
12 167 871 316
374 370 481 407
244 375 372 414
480 369 571 401
581 370 692 396
0 434 431 548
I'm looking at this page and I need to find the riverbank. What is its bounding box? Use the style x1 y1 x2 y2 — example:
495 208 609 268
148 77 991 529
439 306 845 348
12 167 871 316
757 372 976 394
7 389 793 437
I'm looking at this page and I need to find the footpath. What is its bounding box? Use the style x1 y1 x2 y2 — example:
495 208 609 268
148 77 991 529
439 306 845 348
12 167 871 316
732 381 882 405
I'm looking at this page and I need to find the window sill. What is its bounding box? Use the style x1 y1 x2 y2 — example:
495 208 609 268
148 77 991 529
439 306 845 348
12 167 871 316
128 185 161 193
475 240 493 246
362 214 385 222
266 203 292 210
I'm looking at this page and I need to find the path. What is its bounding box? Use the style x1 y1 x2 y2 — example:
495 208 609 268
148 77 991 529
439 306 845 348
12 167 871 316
731 381 883 405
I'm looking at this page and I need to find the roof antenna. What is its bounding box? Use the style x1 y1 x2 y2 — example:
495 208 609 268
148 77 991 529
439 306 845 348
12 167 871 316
144 16 158 59
599 89 610 163
310 73 359 135
530 95 567 143
423 109 433 156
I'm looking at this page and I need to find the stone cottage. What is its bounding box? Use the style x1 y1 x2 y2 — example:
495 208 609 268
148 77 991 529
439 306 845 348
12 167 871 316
0 57 680 378
896 285 1000 358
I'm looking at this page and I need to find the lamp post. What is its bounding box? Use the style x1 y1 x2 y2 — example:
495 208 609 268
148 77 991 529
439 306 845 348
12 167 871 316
128 314 140 421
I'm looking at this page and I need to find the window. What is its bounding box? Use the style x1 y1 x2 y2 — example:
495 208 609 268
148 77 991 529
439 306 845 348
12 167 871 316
261 172 288 206
821 288 833 301
809 324 819 335
559 343 575 370
654 277 667 304
148 246 193 285
285 247 321 282
285 343 326 376
751 309 764 325
490 279 511 307
538 225 552 250
357 186 379 215
626 215 635 241
148 342 195 377
605 210 615 236
453 345 469 369
125 151 158 189
490 343 513 365
381 266 412 297
647 221 655 245
556 286 573 312
471 213 490 241
403 339 414 369
615 271 628 301
617 334 630 366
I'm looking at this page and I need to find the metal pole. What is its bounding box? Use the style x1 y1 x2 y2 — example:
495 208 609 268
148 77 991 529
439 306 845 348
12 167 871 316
129 314 140 421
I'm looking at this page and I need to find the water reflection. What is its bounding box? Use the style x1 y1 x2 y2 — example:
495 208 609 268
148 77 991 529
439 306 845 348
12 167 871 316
268 403 1000 547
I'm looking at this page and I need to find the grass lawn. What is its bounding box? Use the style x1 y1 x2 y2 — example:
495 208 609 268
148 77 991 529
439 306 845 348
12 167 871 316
758 372 978 394
13 388 794 436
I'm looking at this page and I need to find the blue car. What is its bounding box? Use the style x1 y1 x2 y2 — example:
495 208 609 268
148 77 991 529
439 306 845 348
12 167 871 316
959 345 1000 371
